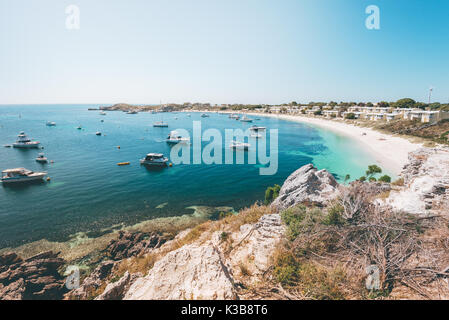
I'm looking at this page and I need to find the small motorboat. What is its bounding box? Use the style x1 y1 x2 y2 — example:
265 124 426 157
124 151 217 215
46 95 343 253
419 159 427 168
99 111 107 115
36 153 48 163
201 113 210 118
1 168 47 184
127 111 138 114
77 125 82 130
12 132 40 148
166 131 190 144
249 125 266 132
230 141 251 150
153 121 168 127
46 121 56 126
240 116 253 122
96 132 102 136
140 153 169 166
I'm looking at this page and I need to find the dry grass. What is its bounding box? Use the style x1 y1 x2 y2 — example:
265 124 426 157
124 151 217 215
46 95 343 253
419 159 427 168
391 177 405 186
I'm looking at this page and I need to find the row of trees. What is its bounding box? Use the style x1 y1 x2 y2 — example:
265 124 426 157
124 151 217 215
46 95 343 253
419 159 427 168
284 99 449 111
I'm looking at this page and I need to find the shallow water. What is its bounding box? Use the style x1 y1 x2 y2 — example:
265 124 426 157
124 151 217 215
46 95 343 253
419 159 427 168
0 105 382 249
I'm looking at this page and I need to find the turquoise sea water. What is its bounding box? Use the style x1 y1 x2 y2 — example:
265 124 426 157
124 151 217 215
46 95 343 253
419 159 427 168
0 105 382 249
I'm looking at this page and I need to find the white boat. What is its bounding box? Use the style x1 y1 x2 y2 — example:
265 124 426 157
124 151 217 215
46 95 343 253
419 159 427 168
230 141 251 150
249 125 266 132
46 121 56 126
36 153 48 163
77 125 82 130
240 116 253 122
153 121 168 127
127 111 138 114
201 113 210 118
140 153 169 166
166 131 190 144
1 168 47 184
99 112 107 115
250 133 263 139
96 131 102 136
12 132 40 148
229 114 239 119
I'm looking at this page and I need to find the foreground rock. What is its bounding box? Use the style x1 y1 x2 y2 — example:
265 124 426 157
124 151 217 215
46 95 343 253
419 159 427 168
124 243 237 300
229 214 285 278
107 231 167 261
0 251 67 300
388 147 449 215
272 164 339 210
68 260 115 300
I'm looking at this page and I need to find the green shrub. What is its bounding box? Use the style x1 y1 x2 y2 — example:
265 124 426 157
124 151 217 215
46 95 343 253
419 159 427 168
323 203 345 226
359 176 367 182
281 205 324 240
264 184 281 204
273 249 300 286
369 177 377 182
378 175 391 183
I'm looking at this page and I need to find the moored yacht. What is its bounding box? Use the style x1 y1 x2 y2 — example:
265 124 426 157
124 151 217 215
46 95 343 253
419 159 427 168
240 116 253 122
230 140 251 150
140 153 169 166
1 168 47 184
12 132 40 148
201 113 210 118
36 153 48 163
99 111 107 115
46 121 56 126
166 131 190 144
249 125 266 131
153 121 168 127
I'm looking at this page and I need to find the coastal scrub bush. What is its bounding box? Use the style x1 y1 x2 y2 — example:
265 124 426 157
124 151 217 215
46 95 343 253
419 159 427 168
264 184 281 205
369 177 377 182
359 176 366 182
272 248 300 286
281 205 324 241
378 175 391 183
323 203 345 226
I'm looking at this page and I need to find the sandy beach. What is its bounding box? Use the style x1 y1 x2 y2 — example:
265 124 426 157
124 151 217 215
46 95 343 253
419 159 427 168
243 112 423 175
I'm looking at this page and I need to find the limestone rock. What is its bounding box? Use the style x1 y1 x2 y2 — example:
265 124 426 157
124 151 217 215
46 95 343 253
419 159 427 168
272 164 339 210
95 271 142 300
68 260 115 300
388 147 449 215
229 214 285 278
0 251 67 300
124 243 237 300
107 231 167 261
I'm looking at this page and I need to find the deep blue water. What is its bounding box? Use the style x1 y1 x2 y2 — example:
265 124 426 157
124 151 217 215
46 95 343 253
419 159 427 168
0 105 377 249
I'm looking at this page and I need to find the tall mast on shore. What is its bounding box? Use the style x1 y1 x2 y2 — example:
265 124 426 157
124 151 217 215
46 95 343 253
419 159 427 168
428 87 433 104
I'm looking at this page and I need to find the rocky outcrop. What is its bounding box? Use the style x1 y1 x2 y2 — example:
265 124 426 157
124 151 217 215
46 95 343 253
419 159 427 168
229 214 285 278
95 271 141 300
272 164 339 210
122 212 285 300
0 251 67 300
68 260 115 300
387 147 449 215
107 231 167 261
124 243 237 300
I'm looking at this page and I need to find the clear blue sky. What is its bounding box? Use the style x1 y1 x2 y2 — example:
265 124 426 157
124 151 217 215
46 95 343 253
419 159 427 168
1 0 448 105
